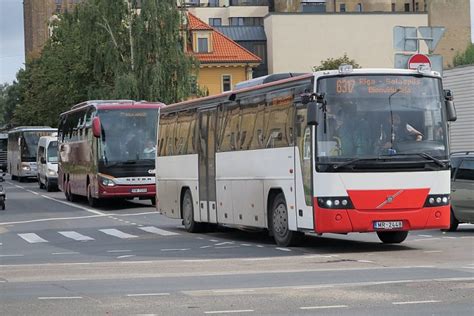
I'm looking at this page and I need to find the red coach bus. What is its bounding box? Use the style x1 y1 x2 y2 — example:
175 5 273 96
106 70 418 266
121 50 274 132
58 100 163 206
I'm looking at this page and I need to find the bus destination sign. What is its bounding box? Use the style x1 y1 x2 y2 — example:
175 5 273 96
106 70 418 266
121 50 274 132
335 77 422 95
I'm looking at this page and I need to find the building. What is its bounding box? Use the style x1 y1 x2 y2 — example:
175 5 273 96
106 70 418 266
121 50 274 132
264 12 428 73
23 0 82 60
428 0 472 68
186 13 261 95
444 65 474 152
271 0 428 13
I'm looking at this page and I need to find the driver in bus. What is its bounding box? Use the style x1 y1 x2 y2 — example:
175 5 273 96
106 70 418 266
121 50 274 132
143 140 156 159
379 113 423 150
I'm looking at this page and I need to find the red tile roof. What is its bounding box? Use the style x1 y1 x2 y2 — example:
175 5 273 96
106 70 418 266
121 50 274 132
187 13 261 64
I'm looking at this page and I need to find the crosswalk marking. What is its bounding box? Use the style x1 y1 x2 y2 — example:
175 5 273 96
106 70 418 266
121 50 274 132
99 229 138 239
58 231 94 241
139 226 180 236
18 233 48 243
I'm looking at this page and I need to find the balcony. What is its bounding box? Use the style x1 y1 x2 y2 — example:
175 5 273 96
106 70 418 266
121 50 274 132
229 0 269 6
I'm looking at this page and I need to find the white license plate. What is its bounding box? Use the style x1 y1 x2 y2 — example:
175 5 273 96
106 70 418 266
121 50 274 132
131 188 147 193
373 221 403 230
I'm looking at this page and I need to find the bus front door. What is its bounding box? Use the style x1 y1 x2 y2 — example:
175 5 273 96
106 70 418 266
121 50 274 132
198 110 217 223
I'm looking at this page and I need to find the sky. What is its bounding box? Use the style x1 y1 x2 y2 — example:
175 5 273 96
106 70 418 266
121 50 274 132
0 0 24 84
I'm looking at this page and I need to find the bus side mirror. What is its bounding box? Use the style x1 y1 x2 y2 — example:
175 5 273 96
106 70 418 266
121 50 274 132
92 117 101 138
445 100 457 122
40 157 46 164
444 89 457 122
307 101 318 126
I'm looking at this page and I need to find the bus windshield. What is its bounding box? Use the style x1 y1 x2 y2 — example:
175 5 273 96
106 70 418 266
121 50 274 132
47 141 58 163
316 75 448 167
21 132 53 162
0 138 6 151
98 108 158 164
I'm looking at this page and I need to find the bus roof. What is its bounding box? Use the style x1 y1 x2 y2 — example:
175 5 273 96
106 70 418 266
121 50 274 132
8 126 56 133
61 100 164 116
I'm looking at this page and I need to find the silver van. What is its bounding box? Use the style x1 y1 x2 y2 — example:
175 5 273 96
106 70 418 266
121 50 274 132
447 152 474 231
37 135 58 191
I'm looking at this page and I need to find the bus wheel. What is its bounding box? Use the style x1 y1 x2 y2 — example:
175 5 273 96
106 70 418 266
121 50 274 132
150 197 156 206
442 208 459 232
45 178 54 192
376 231 408 244
182 189 202 233
66 183 77 202
271 193 304 247
87 184 100 207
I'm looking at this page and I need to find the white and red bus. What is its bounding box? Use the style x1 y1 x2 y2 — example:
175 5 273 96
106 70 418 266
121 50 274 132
156 67 457 246
58 100 163 206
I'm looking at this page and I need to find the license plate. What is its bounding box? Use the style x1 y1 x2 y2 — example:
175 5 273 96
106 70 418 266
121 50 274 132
373 221 403 230
131 188 147 193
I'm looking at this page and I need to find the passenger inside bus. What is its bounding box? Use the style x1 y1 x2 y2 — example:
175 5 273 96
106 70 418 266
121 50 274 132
377 113 423 151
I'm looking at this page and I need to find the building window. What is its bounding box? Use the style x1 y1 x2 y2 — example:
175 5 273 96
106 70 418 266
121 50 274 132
415 2 419 11
356 3 362 12
187 0 200 7
55 0 62 13
391 3 396 12
339 3 346 12
197 37 209 53
208 0 219 7
229 17 263 26
222 75 232 92
404 3 410 12
209 18 222 26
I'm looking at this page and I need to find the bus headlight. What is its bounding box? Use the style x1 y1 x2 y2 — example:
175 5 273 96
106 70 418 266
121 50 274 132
99 175 116 187
424 194 449 207
317 197 354 209
21 165 31 171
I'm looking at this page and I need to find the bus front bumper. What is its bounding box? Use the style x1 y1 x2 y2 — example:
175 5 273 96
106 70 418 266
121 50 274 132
98 184 156 199
313 202 450 234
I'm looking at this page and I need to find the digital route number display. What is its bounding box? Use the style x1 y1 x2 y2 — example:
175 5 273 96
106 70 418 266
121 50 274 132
335 77 422 95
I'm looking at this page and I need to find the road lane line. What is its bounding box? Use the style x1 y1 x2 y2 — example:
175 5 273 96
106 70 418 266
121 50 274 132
126 293 170 297
18 233 48 243
58 231 94 241
52 252 79 255
417 234 433 238
275 247 291 252
215 242 234 246
107 250 132 253
200 245 212 249
139 226 180 236
38 296 83 300
0 214 105 226
212 289 255 293
392 300 441 305
26 190 39 195
160 248 189 251
99 229 138 239
37 193 107 216
300 305 348 310
423 250 442 253
205 310 254 314
117 255 135 259
0 254 24 257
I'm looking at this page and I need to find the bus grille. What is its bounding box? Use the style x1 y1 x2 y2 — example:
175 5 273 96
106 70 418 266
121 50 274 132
0 151 6 163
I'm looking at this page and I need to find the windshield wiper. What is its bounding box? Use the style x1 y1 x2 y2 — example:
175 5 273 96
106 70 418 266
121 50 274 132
333 158 383 170
123 160 137 164
414 152 446 167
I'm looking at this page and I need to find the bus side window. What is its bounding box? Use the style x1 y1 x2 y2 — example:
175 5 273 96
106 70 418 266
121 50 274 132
220 105 240 152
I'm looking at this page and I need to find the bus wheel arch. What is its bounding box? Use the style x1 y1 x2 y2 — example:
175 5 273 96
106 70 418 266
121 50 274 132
180 187 202 233
267 189 304 247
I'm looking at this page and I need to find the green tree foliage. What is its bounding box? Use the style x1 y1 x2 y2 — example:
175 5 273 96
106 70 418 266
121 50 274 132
11 0 195 126
453 43 474 67
312 53 361 71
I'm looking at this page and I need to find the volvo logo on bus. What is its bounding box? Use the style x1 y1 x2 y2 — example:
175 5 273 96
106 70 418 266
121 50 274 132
376 190 404 209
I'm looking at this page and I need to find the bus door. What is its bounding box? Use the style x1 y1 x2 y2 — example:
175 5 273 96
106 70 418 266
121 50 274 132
198 109 217 223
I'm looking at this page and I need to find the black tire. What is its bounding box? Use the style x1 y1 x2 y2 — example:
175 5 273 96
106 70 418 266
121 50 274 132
45 178 53 192
1 202 4 210
87 184 100 207
18 176 24 183
11 174 16 181
66 182 77 202
38 177 44 189
182 189 202 233
377 231 409 244
270 193 304 247
150 197 156 206
443 209 459 232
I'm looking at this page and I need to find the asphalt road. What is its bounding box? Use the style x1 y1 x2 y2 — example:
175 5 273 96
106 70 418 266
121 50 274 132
1 179 473 315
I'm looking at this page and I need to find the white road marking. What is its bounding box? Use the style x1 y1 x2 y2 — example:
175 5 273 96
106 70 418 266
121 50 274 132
392 300 441 305
160 248 189 252
357 260 374 263
209 239 219 242
52 252 79 255
275 247 291 252
18 233 48 243
0 214 104 226
205 310 254 314
139 226 180 236
126 293 170 297
38 296 83 300
240 244 252 247
117 255 135 259
256 245 264 248
300 305 348 310
216 246 240 249
423 250 442 253
442 236 457 239
462 266 474 269
417 234 433 238
26 190 39 195
0 254 24 257
107 250 131 253
200 245 212 249
99 229 138 239
40 194 106 216
212 289 255 293
215 242 234 246
58 231 94 241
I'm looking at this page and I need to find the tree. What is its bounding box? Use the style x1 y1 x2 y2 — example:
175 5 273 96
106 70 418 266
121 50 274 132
453 43 474 67
12 0 196 126
312 53 360 71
